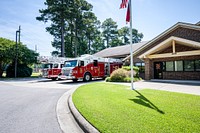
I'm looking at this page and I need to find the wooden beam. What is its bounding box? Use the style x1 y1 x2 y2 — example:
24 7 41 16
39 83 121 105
172 40 176 54
146 50 200 59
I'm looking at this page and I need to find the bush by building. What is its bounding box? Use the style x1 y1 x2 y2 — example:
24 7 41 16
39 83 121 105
106 66 141 82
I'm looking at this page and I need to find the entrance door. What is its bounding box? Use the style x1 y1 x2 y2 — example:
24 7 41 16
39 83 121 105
154 62 163 79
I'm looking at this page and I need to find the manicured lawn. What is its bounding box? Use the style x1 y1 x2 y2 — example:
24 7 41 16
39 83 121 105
31 72 41 78
73 83 200 133
2 72 6 77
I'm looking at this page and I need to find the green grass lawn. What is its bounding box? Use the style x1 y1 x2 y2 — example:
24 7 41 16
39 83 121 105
73 83 200 133
31 72 41 78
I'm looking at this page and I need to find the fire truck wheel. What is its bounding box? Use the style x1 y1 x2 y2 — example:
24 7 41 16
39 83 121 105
72 79 78 82
51 78 57 81
84 73 91 82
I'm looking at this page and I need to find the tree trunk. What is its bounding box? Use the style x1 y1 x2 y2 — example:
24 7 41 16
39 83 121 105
106 37 109 48
0 61 3 78
61 0 65 57
88 34 91 54
75 21 78 57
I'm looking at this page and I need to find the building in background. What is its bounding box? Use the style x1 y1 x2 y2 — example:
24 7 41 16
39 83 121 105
95 21 200 80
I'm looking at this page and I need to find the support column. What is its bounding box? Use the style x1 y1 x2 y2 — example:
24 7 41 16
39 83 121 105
144 58 151 80
172 40 176 54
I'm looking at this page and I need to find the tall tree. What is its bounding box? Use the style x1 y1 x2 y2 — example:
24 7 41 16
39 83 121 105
91 32 105 54
119 26 144 45
118 26 129 45
132 28 144 43
0 38 15 77
101 18 118 48
83 12 101 54
0 37 38 77
36 0 97 57
36 0 69 57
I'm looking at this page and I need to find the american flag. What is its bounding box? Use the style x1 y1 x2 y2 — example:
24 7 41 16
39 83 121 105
126 3 130 23
120 0 128 9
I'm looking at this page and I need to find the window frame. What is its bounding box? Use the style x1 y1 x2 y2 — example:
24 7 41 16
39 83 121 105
165 61 174 72
184 60 195 72
93 60 98 67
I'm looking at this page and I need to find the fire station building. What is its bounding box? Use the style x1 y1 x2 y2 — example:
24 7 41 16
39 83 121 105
94 21 200 80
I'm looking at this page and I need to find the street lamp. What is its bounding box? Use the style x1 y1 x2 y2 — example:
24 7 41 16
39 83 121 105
14 26 21 78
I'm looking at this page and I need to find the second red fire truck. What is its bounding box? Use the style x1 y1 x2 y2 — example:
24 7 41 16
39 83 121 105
40 57 71 80
59 54 123 82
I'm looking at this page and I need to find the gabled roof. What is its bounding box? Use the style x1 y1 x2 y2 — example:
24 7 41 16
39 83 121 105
138 36 200 58
93 41 147 58
123 22 200 61
196 21 200 26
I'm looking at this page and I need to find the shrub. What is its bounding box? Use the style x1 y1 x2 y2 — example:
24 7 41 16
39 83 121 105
122 66 139 71
122 66 139 77
105 66 142 82
6 63 32 77
105 77 111 82
110 68 128 82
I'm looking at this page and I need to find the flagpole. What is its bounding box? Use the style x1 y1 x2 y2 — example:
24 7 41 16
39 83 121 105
129 0 134 90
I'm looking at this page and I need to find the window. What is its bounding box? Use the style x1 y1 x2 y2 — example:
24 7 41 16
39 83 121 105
184 60 194 71
64 60 77 67
175 61 183 71
93 60 98 66
195 60 200 71
53 64 59 68
43 63 53 69
80 61 84 66
134 62 145 72
166 61 174 71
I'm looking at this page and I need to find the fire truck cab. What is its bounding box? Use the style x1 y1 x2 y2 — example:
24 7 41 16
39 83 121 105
60 54 122 82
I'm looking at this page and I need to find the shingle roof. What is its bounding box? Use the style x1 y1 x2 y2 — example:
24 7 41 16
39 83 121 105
93 41 147 58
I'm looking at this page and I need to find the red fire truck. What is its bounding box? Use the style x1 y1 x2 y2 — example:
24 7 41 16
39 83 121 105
59 54 123 82
42 63 64 80
40 57 72 80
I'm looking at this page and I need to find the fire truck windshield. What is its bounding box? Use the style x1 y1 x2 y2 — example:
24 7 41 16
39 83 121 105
43 63 52 69
64 60 77 67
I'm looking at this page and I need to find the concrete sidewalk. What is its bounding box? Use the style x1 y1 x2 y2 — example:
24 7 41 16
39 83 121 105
112 80 200 95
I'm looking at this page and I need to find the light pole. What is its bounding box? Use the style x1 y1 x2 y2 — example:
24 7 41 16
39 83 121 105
14 26 21 78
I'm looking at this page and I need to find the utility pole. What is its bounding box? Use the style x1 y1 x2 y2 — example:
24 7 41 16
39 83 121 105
61 0 65 57
34 45 38 72
14 26 21 78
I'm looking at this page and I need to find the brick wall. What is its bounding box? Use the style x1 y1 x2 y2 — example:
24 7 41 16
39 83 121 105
163 72 200 80
143 55 200 80
149 55 200 80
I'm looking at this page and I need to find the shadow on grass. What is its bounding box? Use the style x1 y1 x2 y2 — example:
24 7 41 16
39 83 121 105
130 90 165 114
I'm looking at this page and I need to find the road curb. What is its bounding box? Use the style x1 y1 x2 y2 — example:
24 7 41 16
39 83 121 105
68 95 100 133
56 88 84 133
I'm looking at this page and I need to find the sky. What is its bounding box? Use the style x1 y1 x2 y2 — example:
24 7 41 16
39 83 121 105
0 0 199 56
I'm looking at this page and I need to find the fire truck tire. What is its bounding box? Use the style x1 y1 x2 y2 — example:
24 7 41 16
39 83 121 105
51 78 57 81
83 73 92 82
72 79 78 82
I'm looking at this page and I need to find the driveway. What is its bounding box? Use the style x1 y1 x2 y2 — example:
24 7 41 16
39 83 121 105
0 78 102 133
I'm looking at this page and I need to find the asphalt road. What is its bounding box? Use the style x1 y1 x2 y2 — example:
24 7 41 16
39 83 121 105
0 78 97 133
